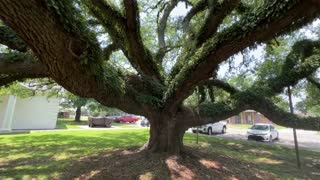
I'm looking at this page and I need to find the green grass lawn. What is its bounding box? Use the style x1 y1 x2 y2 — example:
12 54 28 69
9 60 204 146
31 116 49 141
0 130 319 179
228 124 287 129
0 129 149 179
111 122 140 128
186 134 320 179
55 118 88 129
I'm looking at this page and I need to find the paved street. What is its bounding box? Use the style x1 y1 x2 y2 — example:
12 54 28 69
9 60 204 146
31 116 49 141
213 128 320 152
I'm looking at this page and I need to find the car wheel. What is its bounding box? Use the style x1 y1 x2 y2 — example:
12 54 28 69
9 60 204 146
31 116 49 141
275 133 279 140
221 126 226 134
208 128 213 135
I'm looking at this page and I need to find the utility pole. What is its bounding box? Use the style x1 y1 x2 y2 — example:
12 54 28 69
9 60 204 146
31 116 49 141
287 86 301 169
196 127 199 144
196 88 200 144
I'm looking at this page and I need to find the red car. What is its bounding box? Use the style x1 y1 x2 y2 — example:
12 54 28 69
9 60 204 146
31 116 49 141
115 115 140 123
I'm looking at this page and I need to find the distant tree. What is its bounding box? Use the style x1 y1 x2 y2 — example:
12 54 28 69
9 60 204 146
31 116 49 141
87 100 123 116
61 92 88 122
0 83 34 98
0 0 320 154
295 76 320 116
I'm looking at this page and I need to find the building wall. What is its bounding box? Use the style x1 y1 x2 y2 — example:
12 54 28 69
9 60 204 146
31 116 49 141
0 96 9 130
11 96 59 130
227 111 274 125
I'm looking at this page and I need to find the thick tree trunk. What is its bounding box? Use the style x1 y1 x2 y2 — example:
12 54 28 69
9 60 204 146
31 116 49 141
74 106 81 122
146 117 186 154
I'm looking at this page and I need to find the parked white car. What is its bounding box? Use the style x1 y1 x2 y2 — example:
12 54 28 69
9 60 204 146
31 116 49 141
192 121 227 135
247 123 279 142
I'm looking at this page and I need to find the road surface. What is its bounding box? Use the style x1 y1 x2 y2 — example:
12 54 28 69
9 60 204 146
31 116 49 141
211 128 320 152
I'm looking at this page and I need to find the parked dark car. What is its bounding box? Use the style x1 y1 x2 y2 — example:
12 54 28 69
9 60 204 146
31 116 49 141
140 118 150 127
89 117 113 127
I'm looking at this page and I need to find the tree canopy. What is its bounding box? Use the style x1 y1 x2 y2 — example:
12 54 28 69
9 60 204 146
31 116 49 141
0 0 320 154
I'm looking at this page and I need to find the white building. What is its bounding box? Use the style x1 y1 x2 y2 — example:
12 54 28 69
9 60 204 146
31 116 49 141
0 95 59 132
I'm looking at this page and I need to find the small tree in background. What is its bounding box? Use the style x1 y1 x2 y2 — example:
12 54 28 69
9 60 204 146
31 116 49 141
61 92 88 122
87 100 123 117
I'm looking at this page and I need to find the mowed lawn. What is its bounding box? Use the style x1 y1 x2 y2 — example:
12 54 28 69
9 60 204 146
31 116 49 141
0 129 320 179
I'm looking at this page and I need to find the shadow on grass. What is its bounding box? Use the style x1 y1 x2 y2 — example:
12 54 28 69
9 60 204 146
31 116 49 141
1 131 319 179
184 133 320 179
0 130 148 179
60 147 275 180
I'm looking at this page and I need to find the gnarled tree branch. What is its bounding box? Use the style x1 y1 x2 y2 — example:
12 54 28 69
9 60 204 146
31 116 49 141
0 0 150 117
164 0 320 114
155 0 179 63
191 80 320 131
203 79 237 95
307 76 320 89
0 74 47 87
103 43 120 60
0 61 47 75
195 0 240 47
182 0 208 30
123 0 163 81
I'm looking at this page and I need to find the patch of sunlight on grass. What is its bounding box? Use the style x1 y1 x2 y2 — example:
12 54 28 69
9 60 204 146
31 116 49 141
111 122 140 128
21 175 32 180
139 172 155 180
246 149 273 156
226 142 243 148
13 165 34 170
87 170 102 178
226 142 236 145
55 118 88 129
53 153 74 161
199 159 221 169
66 124 81 129
228 124 252 129
255 157 284 165
199 142 210 148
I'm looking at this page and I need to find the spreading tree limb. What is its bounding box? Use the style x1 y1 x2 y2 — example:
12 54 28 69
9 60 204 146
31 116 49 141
165 0 320 114
195 0 240 47
155 0 179 63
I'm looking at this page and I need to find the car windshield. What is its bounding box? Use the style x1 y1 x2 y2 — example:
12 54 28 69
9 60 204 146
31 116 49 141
250 125 269 130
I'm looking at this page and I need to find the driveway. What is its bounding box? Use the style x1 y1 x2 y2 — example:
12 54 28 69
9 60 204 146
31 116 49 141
213 128 320 152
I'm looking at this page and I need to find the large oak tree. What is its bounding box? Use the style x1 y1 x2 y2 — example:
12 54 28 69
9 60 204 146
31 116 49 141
0 0 320 154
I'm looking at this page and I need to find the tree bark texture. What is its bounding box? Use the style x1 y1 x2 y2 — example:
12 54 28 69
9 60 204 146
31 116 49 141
147 117 186 154
74 106 81 122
